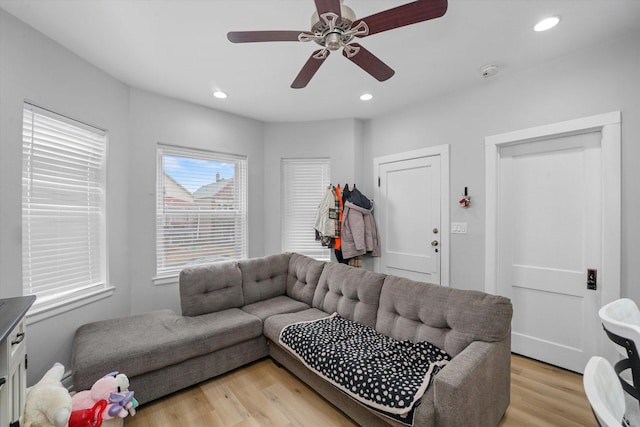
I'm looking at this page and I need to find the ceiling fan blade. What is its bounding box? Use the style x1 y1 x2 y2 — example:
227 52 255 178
314 0 342 19
343 44 395 82
291 50 329 89
354 0 448 37
227 31 306 43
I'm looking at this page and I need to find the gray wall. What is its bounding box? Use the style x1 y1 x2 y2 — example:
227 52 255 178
263 119 364 258
128 88 265 315
362 31 640 299
2 5 639 386
0 9 131 383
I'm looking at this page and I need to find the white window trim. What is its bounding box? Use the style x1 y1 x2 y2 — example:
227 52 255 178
155 144 248 283
26 286 115 325
281 158 331 261
22 102 110 316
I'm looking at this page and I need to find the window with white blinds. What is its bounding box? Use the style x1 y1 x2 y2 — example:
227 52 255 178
22 103 107 307
281 158 331 261
156 144 247 278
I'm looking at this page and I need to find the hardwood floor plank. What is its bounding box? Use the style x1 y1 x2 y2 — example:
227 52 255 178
125 354 596 427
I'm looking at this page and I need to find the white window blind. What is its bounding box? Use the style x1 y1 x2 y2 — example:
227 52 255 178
22 103 107 307
281 158 331 261
156 144 247 277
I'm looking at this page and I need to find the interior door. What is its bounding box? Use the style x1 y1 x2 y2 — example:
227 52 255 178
377 155 441 283
498 132 602 373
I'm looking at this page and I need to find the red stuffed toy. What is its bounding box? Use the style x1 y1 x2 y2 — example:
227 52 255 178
69 400 107 427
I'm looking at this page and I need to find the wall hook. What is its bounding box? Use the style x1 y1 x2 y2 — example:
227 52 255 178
459 187 471 208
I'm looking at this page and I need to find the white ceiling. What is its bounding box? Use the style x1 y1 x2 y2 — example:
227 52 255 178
1 0 639 123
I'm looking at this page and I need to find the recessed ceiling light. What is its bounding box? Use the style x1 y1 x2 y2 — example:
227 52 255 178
360 93 373 101
213 90 228 99
534 16 560 32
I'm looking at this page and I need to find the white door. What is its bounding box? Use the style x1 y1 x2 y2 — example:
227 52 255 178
377 155 441 283
498 132 603 372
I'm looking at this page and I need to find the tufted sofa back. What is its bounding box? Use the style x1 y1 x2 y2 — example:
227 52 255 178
312 262 386 328
376 275 513 357
239 253 291 305
179 260 244 316
286 253 326 305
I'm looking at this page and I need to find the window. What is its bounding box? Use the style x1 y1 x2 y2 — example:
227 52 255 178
22 103 107 307
281 158 331 261
156 145 247 278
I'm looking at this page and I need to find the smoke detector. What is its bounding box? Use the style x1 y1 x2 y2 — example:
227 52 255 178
480 64 499 78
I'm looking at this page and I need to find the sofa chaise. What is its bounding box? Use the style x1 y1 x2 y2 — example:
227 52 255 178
72 253 512 426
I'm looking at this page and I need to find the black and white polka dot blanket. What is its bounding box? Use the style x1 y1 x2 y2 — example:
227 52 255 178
279 313 451 425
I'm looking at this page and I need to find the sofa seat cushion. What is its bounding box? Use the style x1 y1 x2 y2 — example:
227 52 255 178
263 308 329 342
241 295 310 321
73 308 263 381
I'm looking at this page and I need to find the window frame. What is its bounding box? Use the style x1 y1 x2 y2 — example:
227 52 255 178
21 102 110 315
155 144 248 282
281 157 331 261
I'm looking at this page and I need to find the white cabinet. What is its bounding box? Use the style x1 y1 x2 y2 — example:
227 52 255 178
0 296 35 427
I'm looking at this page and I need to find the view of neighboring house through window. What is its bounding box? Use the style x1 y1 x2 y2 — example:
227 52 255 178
22 103 108 307
156 144 247 278
281 158 331 261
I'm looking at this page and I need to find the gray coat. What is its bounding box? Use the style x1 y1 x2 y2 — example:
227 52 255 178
341 201 381 259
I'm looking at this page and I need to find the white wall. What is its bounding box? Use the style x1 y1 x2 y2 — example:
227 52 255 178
263 119 364 257
362 31 640 300
0 9 131 383
128 88 265 314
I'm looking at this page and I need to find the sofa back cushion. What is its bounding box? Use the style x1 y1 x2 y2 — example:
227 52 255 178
239 253 291 305
312 263 386 328
179 261 243 316
286 254 326 305
376 276 513 357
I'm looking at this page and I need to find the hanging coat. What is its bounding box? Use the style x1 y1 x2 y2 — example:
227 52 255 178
314 185 339 238
341 201 380 259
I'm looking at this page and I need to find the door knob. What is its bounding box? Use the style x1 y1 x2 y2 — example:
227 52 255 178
431 240 439 247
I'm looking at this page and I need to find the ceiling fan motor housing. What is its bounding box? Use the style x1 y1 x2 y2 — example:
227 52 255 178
310 4 359 50
311 4 356 32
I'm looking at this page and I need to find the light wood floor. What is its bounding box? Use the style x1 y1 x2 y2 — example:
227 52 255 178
124 354 595 427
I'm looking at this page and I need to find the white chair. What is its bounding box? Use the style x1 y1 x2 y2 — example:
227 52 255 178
599 298 640 402
583 356 629 427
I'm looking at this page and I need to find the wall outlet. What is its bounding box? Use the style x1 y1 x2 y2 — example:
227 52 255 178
451 222 467 234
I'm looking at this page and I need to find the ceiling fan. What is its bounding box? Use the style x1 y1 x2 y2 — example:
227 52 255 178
227 0 448 88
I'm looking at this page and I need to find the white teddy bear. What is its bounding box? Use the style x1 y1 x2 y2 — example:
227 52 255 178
21 362 72 427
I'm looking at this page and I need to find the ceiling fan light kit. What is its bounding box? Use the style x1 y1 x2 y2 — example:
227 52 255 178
212 90 228 99
227 0 448 88
534 16 560 32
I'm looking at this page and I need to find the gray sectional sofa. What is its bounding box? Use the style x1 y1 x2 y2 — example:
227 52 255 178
72 253 513 427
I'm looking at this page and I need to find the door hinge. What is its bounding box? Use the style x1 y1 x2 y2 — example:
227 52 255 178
25 353 28 370
378 176 381 187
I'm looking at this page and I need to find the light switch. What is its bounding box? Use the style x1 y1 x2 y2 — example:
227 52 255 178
451 222 467 234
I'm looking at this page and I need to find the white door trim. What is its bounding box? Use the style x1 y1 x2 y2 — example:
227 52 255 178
373 145 450 286
485 111 621 309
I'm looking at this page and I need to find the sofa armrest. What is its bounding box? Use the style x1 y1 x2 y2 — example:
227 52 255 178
433 338 511 427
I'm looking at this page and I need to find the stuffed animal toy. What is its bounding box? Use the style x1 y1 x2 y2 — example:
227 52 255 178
68 400 107 427
71 372 137 420
21 362 72 427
